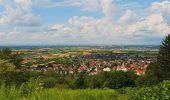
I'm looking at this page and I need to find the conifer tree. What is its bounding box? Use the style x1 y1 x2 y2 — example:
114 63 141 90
157 34 170 81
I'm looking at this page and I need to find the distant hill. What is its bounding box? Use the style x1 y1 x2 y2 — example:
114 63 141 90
0 45 159 49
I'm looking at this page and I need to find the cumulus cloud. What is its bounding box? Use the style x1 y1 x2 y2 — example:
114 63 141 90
118 10 138 25
126 1 170 37
150 0 170 25
34 0 115 14
101 0 115 21
49 0 169 44
0 0 41 26
0 0 170 45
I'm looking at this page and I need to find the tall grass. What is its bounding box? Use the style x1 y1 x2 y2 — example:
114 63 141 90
29 89 119 100
1 80 169 100
0 83 120 100
0 84 23 100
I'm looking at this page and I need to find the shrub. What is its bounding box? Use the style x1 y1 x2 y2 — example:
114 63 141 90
120 80 170 100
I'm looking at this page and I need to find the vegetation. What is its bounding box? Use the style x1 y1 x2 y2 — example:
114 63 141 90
119 80 170 100
0 35 169 99
157 34 170 81
0 48 22 68
0 82 118 100
140 34 170 86
0 79 169 100
0 59 15 73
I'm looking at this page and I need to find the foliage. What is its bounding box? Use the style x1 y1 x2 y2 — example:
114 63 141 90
85 71 138 89
3 70 137 90
0 79 169 100
0 71 40 86
139 34 170 86
0 59 15 73
74 71 88 89
0 48 23 68
120 80 170 100
156 34 170 81
136 62 159 86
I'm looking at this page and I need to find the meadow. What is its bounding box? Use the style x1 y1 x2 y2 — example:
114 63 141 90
0 80 169 100
0 85 122 100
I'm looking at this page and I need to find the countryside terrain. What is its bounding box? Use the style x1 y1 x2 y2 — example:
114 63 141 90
0 35 170 100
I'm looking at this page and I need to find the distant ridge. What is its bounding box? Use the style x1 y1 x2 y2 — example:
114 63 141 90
0 45 160 49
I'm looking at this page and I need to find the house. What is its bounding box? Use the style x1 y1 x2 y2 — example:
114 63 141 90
103 67 111 72
136 70 145 75
78 65 87 72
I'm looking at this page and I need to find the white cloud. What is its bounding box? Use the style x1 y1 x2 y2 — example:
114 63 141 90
118 10 137 24
0 0 170 45
34 0 81 8
50 0 169 44
125 1 170 37
150 0 170 25
14 0 33 13
101 0 115 21
0 0 41 26
34 0 116 14
81 0 101 11
34 0 101 12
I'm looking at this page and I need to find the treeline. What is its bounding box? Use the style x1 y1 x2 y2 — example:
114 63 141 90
0 69 138 89
39 70 139 89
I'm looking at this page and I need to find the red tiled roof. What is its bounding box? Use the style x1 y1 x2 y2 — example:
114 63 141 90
136 70 145 75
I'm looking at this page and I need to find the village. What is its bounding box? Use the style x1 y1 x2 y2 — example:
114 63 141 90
29 51 156 75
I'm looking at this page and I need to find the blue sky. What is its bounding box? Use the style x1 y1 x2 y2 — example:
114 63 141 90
0 0 169 45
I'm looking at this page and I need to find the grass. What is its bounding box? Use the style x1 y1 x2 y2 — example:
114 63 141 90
30 80 169 100
0 84 124 100
29 89 120 100
2 80 169 100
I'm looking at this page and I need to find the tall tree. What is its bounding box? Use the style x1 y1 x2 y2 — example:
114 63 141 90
157 34 170 81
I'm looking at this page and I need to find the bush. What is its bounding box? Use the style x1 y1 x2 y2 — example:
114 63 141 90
84 71 138 89
0 71 40 86
120 80 170 100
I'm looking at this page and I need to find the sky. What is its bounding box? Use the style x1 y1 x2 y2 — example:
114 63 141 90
0 0 169 45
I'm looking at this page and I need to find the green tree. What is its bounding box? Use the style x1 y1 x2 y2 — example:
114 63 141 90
0 48 12 59
74 71 88 89
142 34 170 85
85 71 138 89
103 71 137 89
84 74 104 88
0 48 23 68
157 34 170 81
137 62 159 86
